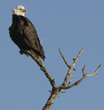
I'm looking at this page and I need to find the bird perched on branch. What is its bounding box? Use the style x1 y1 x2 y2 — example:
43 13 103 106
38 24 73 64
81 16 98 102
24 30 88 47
9 5 46 60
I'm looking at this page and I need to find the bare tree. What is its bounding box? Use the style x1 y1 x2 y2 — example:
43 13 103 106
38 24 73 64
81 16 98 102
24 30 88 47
21 47 101 110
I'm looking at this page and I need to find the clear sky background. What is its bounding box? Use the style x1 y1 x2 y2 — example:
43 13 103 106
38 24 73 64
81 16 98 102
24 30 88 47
0 0 104 110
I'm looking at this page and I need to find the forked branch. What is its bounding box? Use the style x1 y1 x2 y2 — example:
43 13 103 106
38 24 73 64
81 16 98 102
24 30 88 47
21 48 101 110
60 64 101 90
61 48 84 86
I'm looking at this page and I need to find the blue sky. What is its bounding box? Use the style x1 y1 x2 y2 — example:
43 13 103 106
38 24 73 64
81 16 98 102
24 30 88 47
0 0 104 110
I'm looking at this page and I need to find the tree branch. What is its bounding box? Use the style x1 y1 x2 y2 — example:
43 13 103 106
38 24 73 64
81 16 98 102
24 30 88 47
20 48 101 110
82 65 86 76
59 48 76 71
62 48 84 86
60 64 101 90
40 37 45 43
87 64 101 77
20 49 56 88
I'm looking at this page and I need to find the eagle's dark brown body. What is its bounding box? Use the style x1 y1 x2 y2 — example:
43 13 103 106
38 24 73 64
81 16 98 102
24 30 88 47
9 14 45 60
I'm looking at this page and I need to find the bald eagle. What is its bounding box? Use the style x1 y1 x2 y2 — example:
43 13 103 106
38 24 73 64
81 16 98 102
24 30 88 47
9 5 45 60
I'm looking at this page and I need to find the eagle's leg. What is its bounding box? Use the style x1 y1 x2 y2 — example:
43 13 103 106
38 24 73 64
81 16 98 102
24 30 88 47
19 49 29 56
19 49 44 67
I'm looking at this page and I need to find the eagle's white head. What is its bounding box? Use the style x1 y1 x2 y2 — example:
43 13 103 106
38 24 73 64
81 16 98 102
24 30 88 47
12 5 27 16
